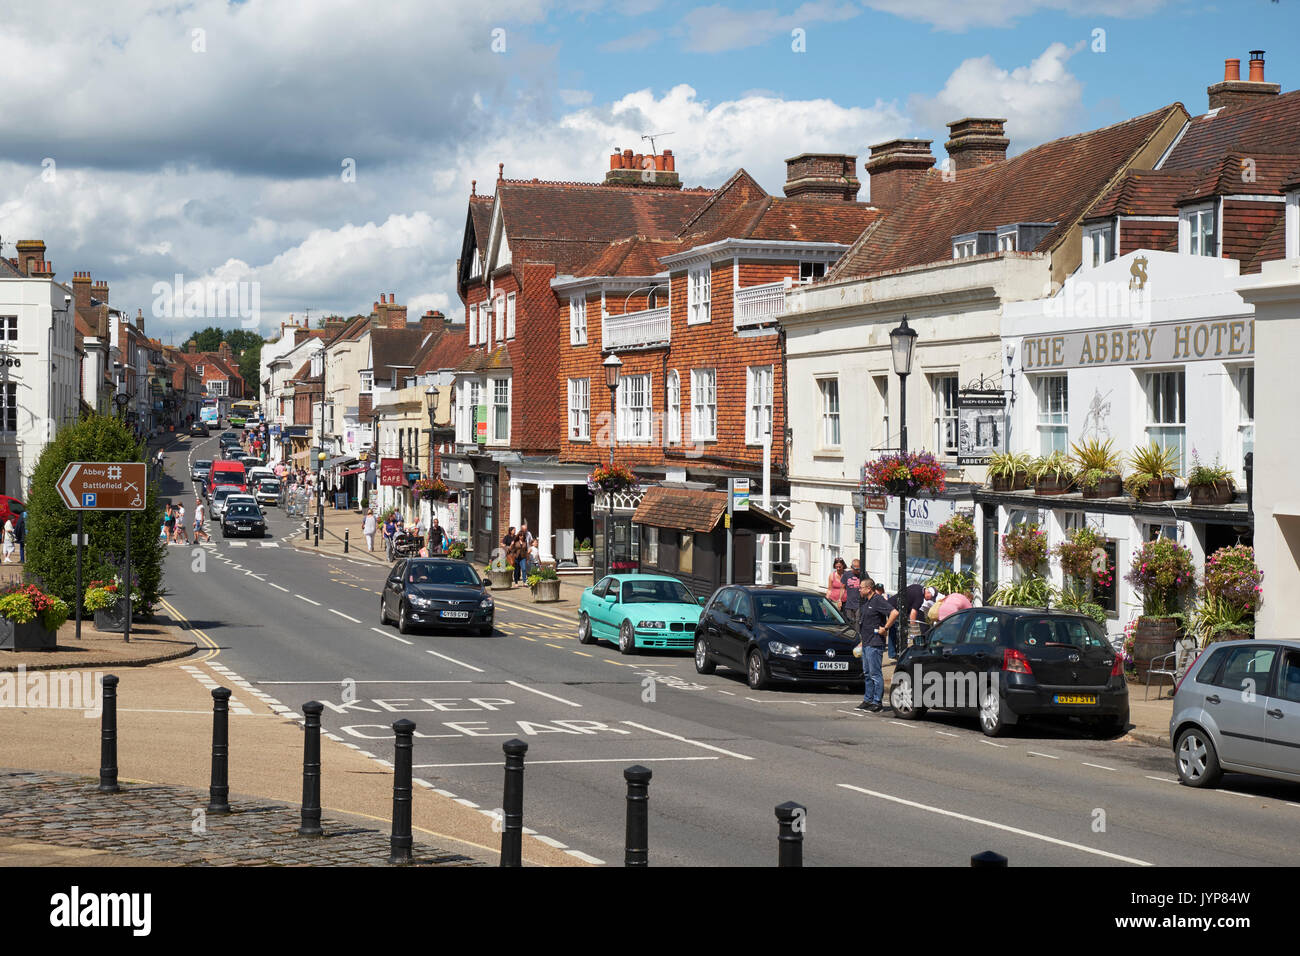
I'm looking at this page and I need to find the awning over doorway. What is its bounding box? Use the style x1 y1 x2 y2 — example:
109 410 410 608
631 486 792 534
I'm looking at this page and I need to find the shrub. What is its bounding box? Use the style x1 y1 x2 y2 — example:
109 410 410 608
1202 544 1261 612
1001 523 1047 573
0 585 69 630
988 573 1054 607
1186 450 1235 490
1125 537 1197 617
934 514 976 563
446 541 467 560
527 565 560 588
986 451 1031 482
927 569 977 598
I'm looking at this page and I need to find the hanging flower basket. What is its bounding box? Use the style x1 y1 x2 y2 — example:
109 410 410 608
588 464 640 495
861 451 946 498
413 477 448 501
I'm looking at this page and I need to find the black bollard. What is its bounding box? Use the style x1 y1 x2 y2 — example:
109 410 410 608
98 675 120 793
344 529 349 553
313 517 319 547
208 687 231 813
775 801 806 867
389 719 415 864
971 850 1008 868
623 765 652 867
500 738 528 867
299 701 324 836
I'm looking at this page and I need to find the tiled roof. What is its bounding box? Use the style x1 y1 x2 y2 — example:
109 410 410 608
574 236 684 277
324 314 369 347
1085 170 1200 219
0 258 22 278
1177 151 1300 203
632 486 727 533
677 169 768 238
418 325 472 374
370 328 429 384
455 344 512 373
832 104 1185 279
1162 90 1300 172
470 196 493 254
1244 213 1288 273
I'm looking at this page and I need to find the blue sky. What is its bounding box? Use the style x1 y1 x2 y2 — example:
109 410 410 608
1 1 1296 341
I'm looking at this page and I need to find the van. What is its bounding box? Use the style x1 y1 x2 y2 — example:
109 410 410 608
207 460 247 496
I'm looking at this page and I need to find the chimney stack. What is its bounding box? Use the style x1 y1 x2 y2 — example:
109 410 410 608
135 308 144 335
944 118 1009 172
30 259 55 278
864 139 935 207
14 240 45 277
73 272 93 310
783 154 861 202
604 147 682 189
187 339 197 354
92 279 109 305
1208 50 1280 111
420 309 445 332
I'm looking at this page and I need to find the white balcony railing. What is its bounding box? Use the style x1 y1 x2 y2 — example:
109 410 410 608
602 306 670 350
734 278 791 328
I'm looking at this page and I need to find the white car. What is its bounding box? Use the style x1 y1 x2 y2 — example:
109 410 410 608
247 467 275 485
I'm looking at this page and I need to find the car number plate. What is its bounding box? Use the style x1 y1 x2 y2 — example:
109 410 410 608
814 661 850 671
440 611 470 620
1053 694 1097 705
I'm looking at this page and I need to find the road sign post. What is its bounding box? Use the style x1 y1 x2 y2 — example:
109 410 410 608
74 516 84 640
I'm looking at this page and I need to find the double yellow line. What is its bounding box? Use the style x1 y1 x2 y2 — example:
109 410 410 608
158 596 221 663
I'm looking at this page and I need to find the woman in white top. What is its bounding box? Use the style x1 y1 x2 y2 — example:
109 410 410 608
362 509 377 552
1 517 15 563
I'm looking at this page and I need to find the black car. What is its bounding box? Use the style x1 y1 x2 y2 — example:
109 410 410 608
380 558 494 636
191 458 213 485
694 585 861 690
219 431 239 444
888 606 1128 738
220 502 267 538
189 421 209 437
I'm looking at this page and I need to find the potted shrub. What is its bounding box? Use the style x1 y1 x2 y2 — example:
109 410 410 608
987 574 1054 608
861 450 947 497
83 578 140 633
1125 537 1197 680
1124 443 1179 503
1189 545 1261 645
574 537 593 569
927 569 978 600
446 541 467 560
1030 451 1076 496
1052 526 1112 600
986 452 1031 492
934 514 976 566
485 557 515 590
1071 437 1123 499
0 585 69 650
527 564 561 603
1055 586 1107 626
1001 523 1048 576
1185 451 1235 506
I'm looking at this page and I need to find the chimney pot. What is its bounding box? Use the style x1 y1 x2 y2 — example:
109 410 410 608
610 150 621 170
1208 51 1280 111
1224 58 1241 81
944 117 1009 172
1249 50 1265 82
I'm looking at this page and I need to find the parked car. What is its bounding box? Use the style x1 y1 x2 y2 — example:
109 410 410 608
0 495 25 525
221 502 267 538
1170 639 1300 788
191 459 213 485
888 606 1128 738
579 574 703 654
188 421 209 437
210 486 241 518
379 557 494 636
694 585 861 690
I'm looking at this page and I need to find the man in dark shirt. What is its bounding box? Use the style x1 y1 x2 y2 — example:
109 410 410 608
841 559 865 630
857 577 897 712
887 581 925 660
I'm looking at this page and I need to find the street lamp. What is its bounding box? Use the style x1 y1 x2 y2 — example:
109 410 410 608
602 352 623 574
890 314 918 645
317 450 327 541
425 384 439 527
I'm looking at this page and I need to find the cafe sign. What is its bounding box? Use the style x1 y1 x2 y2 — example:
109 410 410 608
1021 318 1254 372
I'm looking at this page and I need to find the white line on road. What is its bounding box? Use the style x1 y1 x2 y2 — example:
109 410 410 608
370 627 413 645
1082 762 1118 772
888 720 917 728
329 608 362 624
837 784 1152 866
935 731 960 738
258 679 471 684
565 850 605 865
717 690 736 696
295 594 321 606
981 740 1008 749
413 756 720 769
1027 751 1059 760
268 582 290 592
1145 775 1178 784
837 709 869 718
426 649 485 673
504 680 580 707
245 571 265 581
621 720 754 760
1218 789 1253 798
261 542 280 547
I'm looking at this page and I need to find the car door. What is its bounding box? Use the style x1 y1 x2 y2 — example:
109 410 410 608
721 591 756 664
384 561 407 618
1204 644 1279 771
913 612 967 711
702 589 739 663
1260 648 1300 778
589 577 618 638
948 610 1003 711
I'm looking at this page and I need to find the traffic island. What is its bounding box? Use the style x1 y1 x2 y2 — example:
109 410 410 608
0 621 196 671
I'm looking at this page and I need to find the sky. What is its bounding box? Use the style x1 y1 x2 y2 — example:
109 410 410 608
1 0 1296 343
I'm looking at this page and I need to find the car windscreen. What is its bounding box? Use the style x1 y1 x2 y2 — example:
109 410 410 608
621 580 696 604
754 592 845 625
226 505 261 518
1014 616 1110 650
213 490 234 501
258 481 281 492
405 563 481 587
196 460 212 469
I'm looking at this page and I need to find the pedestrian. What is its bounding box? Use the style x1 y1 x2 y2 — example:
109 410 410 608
363 508 377 552
516 520 534 583
13 509 25 563
173 503 188 544
826 557 847 610
856 577 897 712
935 587 974 622
1 515 15 563
193 498 211 543
501 526 517 585
427 517 445 555
163 504 176 545
890 579 925 660
382 511 398 559
841 558 864 630
918 586 938 636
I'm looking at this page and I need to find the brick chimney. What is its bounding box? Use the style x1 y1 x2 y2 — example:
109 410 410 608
420 309 445 332
73 272 93 310
30 259 55 278
14 240 45 277
783 154 861 201
135 308 145 335
1208 51 1280 111
864 139 935 207
219 340 232 359
945 118 1009 172
92 279 109 305
603 147 682 189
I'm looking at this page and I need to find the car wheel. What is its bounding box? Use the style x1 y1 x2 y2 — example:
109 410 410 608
479 624 493 636
889 670 926 720
1175 726 1223 788
619 620 638 655
397 602 411 635
578 612 595 645
695 635 716 674
379 597 388 625
978 687 1009 737
747 649 770 690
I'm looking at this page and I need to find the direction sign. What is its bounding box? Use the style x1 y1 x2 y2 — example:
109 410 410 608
57 462 148 511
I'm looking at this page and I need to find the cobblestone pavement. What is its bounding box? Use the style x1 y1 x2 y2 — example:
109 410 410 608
0 770 484 867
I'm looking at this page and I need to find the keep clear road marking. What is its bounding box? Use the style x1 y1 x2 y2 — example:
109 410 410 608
370 626 413 646
426 649 485 673
329 608 362 624
295 594 322 606
837 784 1153 866
621 720 754 761
504 680 581 708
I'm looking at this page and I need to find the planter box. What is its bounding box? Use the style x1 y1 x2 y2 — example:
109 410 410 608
1033 475 1076 496
530 579 561 603
0 619 57 650
1130 616 1180 681
988 473 1030 493
1081 476 1123 499
1133 476 1176 503
1189 481 1234 506
575 552 593 569
92 598 130 633
487 570 515 590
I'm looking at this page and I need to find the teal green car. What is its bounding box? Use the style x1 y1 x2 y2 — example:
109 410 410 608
578 574 703 655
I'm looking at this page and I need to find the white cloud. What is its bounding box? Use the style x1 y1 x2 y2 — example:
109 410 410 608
861 0 1169 32
678 2 861 52
600 28 662 52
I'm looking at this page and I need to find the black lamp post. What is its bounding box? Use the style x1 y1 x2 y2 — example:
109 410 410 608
317 451 327 537
603 352 622 575
890 315 918 625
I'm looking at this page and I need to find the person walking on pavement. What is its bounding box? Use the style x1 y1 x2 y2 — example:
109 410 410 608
856 577 897 712
13 510 25 564
501 527 517 585
193 498 211 543
826 557 847 610
1 515 15 563
427 517 445 555
841 559 864 630
363 508 377 552
163 505 176 545
382 512 398 560
516 520 534 583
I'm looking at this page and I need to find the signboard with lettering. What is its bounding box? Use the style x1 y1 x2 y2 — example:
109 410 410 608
476 404 487 444
882 496 958 535
1021 318 1254 372
379 456 404 487
731 478 750 511
956 389 1007 466
57 462 148 511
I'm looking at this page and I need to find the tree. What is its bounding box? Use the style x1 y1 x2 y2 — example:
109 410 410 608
24 415 166 612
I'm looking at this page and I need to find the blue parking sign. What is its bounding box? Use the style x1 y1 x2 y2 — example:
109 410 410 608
82 493 97 507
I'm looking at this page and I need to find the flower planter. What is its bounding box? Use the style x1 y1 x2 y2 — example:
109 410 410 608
0 619 56 650
1033 475 1076 496
1129 616 1180 682
1206 628 1253 645
1134 477 1176 503
487 570 515 590
575 551 593 569
989 473 1030 493
1081 476 1123 499
93 599 129 633
530 579 561 603
1189 481 1234 506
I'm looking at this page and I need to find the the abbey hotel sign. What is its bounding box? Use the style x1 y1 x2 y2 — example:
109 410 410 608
1020 318 1254 372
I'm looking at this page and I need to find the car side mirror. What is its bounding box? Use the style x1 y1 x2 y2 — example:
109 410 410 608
482 579 492 589
605 593 618 602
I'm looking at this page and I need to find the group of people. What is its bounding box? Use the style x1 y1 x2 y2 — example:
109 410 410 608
500 523 538 585
361 508 451 560
825 556 974 712
1 511 25 564
160 498 212 545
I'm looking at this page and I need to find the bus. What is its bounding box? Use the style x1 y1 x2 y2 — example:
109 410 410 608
229 399 259 428
200 398 220 427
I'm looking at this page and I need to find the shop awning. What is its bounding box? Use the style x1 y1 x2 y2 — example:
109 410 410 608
340 465 368 477
322 455 354 470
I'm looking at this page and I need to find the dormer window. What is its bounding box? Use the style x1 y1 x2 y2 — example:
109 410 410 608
799 261 826 283
952 230 996 259
1084 224 1116 267
1182 203 1218 257
997 233 1016 252
953 240 977 259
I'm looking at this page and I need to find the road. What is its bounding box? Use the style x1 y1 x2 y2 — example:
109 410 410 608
156 435 1300 866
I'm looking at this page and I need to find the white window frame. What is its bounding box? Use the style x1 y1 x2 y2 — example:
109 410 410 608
567 377 590 442
644 526 659 565
1144 368 1186 473
1286 191 1299 259
569 297 587 346
1182 202 1218 257
953 240 976 259
688 266 711 325
479 301 490 346
495 294 505 342
932 374 960 457
0 382 17 432
818 504 843 582
359 370 373 394
1085 224 1115 267
1035 374 1068 455
997 233 1017 252
490 377 511 445
618 373 652 442
0 316 16 341
745 365 773 445
666 369 681 444
873 375 889 450
506 292 516 339
818 377 841 450
468 380 481 443
798 261 825 284
1235 364 1254 469
469 304 478 347
690 368 716 441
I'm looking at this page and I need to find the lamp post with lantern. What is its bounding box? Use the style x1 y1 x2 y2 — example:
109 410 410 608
890 314 918 636
316 450 327 543
602 352 623 576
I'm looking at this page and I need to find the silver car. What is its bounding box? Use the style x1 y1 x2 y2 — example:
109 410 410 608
1170 639 1300 787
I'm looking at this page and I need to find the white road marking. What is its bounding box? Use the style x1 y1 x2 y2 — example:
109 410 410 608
1027 751 1059 760
431 788 457 799
621 720 754 760
981 740 1008 749
838 784 1152 866
261 542 280 547
1082 762 1118 772
426 649 485 673
1219 789 1253 798
935 731 960 738
837 709 869 718
888 720 917 728
565 850 605 865
504 680 580 708
414 756 719 768
329 608 362 624
453 798 479 809
1146 775 1179 784
534 835 568 849
229 542 247 548
258 679 472 684
295 595 321 606
245 571 265 581
370 627 413 645
717 690 736 696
